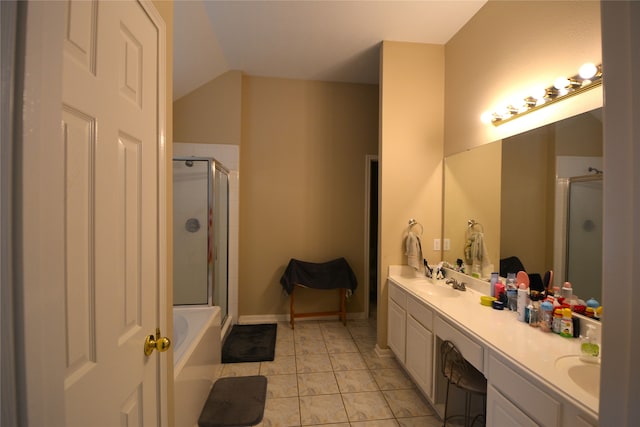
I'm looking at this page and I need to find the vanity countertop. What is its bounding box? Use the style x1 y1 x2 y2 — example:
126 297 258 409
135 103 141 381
388 265 599 420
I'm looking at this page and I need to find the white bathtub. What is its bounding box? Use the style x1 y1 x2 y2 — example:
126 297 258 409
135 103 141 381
173 306 223 427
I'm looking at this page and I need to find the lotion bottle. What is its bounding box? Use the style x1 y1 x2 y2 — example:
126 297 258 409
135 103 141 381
517 283 529 322
580 324 601 363
561 282 573 300
490 272 499 297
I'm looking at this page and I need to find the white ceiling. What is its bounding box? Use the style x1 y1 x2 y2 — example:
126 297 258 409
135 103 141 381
173 0 487 100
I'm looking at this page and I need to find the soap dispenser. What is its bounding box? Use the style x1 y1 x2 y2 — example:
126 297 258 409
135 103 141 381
580 324 601 363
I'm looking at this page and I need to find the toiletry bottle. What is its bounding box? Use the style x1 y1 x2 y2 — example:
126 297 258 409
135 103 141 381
506 273 516 290
495 280 505 300
517 283 529 322
560 308 573 337
528 301 540 327
540 300 554 332
580 324 601 363
561 282 573 300
507 288 518 311
490 272 499 297
552 308 563 333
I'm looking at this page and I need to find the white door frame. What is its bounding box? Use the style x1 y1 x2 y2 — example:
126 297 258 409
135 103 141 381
19 1 168 425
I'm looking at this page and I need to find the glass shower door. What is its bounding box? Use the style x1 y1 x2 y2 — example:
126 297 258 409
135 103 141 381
566 176 603 302
173 159 210 305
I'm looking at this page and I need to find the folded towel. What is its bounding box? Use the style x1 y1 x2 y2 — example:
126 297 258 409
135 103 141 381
405 231 423 270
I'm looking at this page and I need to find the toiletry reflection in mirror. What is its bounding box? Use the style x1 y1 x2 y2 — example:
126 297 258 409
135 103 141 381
443 108 603 303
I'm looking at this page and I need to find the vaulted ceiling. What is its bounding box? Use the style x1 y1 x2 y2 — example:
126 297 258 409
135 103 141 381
173 0 487 100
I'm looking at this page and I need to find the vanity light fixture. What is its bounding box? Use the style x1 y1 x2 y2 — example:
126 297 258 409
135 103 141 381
482 63 602 126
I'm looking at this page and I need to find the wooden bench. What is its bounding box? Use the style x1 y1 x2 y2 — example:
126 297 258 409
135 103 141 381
279 257 357 329
289 285 347 329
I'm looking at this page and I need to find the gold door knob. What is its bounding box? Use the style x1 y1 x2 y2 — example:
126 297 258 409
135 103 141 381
144 328 171 356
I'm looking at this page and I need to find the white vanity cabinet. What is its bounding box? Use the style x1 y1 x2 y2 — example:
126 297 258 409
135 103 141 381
405 295 434 400
386 269 599 427
487 353 599 427
488 354 561 426
387 280 407 362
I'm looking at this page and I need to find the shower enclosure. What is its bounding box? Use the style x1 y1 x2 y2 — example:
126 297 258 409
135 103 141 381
565 174 603 302
173 157 229 322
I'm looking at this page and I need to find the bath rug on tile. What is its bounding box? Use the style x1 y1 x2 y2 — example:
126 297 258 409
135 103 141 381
198 375 267 427
221 323 277 363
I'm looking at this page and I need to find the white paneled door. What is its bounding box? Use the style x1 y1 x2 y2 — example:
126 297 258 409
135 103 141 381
61 0 165 425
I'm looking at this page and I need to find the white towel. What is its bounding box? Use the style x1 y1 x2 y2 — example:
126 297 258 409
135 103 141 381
405 231 423 270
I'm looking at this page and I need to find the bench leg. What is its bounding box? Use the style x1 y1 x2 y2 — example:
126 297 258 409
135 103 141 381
289 288 295 329
340 288 346 326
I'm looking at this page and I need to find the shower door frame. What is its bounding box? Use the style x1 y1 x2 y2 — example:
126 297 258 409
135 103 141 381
173 157 230 318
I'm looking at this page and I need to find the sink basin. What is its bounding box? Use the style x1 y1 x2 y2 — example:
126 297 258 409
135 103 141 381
555 355 600 398
422 285 462 298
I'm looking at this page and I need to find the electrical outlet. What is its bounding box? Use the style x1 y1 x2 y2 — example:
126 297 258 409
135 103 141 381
433 238 441 251
444 238 451 251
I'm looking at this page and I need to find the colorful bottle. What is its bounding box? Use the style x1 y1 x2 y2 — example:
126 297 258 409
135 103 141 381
540 300 554 332
560 308 573 337
490 272 499 297
552 308 563 333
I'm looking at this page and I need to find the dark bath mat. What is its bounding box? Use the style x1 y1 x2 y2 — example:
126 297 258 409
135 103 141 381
198 375 267 427
222 323 277 363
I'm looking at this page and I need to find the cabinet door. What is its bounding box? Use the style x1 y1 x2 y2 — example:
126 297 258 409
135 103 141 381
487 384 538 427
388 298 406 362
406 316 434 400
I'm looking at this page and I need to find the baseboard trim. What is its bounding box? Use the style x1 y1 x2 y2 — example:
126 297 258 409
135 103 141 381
238 312 369 325
375 344 394 358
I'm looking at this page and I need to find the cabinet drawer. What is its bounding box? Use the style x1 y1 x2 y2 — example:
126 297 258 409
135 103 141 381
489 355 561 427
487 384 538 427
388 280 407 309
434 316 483 373
407 295 433 331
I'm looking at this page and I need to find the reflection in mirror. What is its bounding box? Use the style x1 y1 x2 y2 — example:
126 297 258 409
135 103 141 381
443 141 501 278
443 108 602 303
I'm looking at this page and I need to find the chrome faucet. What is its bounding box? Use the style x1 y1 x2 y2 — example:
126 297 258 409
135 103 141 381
445 278 467 291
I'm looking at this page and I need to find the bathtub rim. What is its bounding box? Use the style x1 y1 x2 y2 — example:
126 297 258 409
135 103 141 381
172 305 220 379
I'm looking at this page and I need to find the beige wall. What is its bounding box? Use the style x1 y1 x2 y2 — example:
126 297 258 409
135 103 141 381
239 76 379 317
174 70 242 145
445 1 602 155
378 41 445 348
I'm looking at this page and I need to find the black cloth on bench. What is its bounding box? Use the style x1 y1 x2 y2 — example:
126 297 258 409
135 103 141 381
279 257 357 295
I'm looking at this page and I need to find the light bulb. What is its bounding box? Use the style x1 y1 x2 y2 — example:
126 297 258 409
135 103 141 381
496 106 510 119
481 111 493 124
579 63 598 79
532 87 547 100
554 77 570 90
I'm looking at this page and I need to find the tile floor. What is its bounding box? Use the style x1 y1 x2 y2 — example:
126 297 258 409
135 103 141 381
218 317 444 427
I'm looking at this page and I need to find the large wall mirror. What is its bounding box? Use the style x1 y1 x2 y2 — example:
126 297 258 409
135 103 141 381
443 108 603 303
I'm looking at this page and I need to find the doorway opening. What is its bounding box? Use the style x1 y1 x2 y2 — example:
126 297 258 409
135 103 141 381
364 155 379 321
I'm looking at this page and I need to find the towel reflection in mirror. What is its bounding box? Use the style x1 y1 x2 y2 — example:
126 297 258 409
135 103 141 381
464 221 492 278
